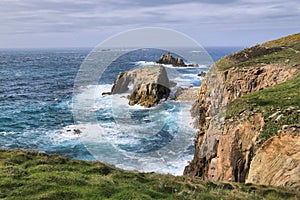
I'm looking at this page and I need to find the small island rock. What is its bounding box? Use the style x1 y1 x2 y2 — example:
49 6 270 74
157 52 186 67
110 65 170 107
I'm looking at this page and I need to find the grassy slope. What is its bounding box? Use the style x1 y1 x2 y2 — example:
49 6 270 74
215 33 300 71
1 149 299 200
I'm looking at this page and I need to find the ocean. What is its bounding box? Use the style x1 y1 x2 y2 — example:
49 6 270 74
0 47 242 175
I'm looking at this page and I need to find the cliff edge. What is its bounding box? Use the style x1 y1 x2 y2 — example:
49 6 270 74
184 33 300 188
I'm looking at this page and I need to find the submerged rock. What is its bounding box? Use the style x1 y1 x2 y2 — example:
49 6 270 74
110 65 170 107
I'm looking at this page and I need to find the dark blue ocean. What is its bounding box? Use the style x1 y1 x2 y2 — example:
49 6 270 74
0 47 242 174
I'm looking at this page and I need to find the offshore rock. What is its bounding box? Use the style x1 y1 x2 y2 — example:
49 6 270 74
157 52 187 67
111 65 170 107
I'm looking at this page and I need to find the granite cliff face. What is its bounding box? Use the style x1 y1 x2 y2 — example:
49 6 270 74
111 65 170 107
247 126 300 188
184 33 300 188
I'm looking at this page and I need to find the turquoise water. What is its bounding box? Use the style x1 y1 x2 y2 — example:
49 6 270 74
0 47 242 174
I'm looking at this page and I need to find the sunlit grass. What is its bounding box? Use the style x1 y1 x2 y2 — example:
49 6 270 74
215 33 300 71
1 149 299 199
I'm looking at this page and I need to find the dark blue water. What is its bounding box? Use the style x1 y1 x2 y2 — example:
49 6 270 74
0 47 242 171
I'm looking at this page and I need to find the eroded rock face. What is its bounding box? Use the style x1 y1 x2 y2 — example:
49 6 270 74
246 126 300 188
184 63 298 182
111 65 170 107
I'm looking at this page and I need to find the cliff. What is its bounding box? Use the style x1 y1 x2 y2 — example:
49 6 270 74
247 126 300 187
110 65 170 107
184 33 300 188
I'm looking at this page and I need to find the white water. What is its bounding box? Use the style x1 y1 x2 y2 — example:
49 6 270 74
69 65 201 175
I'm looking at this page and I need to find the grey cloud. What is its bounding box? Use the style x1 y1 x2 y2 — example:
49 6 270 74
0 0 299 47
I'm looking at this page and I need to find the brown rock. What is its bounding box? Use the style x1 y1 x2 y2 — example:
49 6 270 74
246 126 300 188
110 65 170 107
157 52 186 67
173 87 199 101
184 62 299 182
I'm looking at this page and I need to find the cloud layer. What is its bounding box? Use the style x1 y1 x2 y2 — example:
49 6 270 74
0 0 299 47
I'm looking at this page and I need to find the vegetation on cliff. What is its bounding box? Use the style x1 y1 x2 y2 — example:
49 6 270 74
226 75 300 143
184 32 300 188
1 149 299 200
216 33 300 71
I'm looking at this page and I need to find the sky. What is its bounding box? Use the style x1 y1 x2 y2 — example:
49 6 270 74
0 0 299 48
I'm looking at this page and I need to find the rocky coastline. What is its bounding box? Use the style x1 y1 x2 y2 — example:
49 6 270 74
184 33 300 189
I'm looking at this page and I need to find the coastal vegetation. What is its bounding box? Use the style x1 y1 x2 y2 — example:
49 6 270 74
1 149 299 199
215 33 300 71
226 75 300 143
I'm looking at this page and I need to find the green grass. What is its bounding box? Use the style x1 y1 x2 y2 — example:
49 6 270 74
0 149 299 199
215 33 300 71
226 75 300 143
262 33 300 48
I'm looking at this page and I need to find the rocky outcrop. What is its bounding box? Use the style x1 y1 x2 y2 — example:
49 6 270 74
157 52 185 66
184 33 300 187
110 65 170 107
246 126 300 188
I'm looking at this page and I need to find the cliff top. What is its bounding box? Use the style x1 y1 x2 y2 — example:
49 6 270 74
216 33 300 71
262 33 300 48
